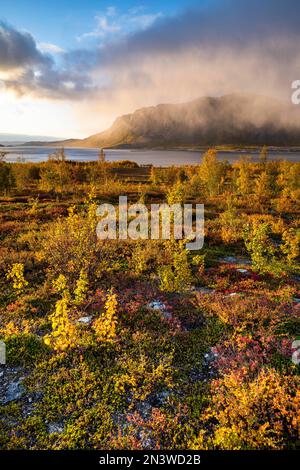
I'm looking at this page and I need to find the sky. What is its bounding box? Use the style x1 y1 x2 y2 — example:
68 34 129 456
0 0 299 138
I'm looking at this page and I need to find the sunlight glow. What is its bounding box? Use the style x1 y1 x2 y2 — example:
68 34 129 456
0 90 80 138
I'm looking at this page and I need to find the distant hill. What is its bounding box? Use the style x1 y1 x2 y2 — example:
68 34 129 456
0 133 67 146
24 93 300 148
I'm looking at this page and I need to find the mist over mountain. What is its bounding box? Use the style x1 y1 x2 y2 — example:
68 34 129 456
30 93 300 149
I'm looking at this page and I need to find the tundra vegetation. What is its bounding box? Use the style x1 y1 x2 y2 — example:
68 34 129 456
0 149 299 450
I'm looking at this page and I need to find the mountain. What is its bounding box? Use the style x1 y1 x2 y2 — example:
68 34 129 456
26 93 300 148
0 133 67 146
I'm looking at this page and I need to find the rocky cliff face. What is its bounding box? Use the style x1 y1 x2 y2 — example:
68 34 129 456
40 93 300 148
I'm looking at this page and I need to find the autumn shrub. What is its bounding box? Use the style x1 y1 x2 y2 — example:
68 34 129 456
26 358 109 423
93 289 118 343
44 275 77 351
235 157 253 196
212 334 294 379
218 197 244 243
110 406 190 450
51 402 114 449
73 270 89 306
114 351 174 403
254 171 274 209
186 174 203 199
274 188 295 214
130 243 148 275
166 181 187 205
40 203 99 282
277 161 300 192
197 293 297 334
281 228 300 266
243 221 283 275
12 164 40 191
5 333 50 367
6 263 28 292
198 149 227 196
158 241 192 292
0 162 14 194
191 368 300 450
38 160 73 194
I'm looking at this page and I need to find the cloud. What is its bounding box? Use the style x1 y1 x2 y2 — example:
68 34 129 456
77 6 162 42
3 66 97 100
96 0 300 62
38 42 65 54
128 13 163 31
2 0 300 130
79 15 121 40
0 21 96 99
106 6 117 17
65 0 300 134
0 21 50 71
84 0 300 116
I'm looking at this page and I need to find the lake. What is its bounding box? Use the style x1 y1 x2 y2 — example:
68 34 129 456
2 146 300 166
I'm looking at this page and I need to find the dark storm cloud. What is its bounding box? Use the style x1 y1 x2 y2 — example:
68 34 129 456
78 0 300 128
0 21 51 70
1 0 300 102
98 0 300 63
0 22 95 99
4 67 97 99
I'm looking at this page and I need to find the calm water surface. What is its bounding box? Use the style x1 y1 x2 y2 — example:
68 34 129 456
2 146 300 166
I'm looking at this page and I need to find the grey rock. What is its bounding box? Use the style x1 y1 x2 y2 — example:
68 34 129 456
219 256 252 266
147 300 173 320
148 300 166 311
77 316 92 324
4 379 24 404
48 423 64 434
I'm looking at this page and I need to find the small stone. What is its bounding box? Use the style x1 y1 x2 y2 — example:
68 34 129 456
156 390 171 405
77 316 92 324
147 300 172 320
3 379 24 404
148 300 166 311
48 423 64 435
224 292 240 299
